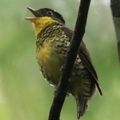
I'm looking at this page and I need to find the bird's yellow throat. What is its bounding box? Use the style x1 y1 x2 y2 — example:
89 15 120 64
32 17 57 36
25 16 57 36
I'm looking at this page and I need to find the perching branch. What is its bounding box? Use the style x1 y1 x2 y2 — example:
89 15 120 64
110 0 120 63
48 0 91 120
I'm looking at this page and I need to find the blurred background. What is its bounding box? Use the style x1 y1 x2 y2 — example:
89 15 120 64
0 0 120 120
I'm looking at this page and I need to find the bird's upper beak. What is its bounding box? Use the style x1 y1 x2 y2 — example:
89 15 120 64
26 7 41 17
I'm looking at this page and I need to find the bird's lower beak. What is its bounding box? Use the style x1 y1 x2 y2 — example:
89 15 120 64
24 17 37 23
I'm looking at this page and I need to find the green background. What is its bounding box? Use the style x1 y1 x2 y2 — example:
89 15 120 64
0 0 120 120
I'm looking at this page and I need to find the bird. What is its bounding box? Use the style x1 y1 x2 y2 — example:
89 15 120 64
25 7 102 119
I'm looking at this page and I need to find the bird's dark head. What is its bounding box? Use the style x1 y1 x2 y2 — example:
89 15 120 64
27 7 65 24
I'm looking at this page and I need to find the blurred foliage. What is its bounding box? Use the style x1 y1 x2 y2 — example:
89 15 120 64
0 0 120 120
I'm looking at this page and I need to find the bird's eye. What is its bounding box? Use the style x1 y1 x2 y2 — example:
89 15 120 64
46 11 53 15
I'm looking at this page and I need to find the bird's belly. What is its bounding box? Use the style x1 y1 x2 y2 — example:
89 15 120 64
37 46 96 97
36 46 63 86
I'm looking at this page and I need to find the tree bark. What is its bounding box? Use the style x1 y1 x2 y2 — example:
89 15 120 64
110 0 120 63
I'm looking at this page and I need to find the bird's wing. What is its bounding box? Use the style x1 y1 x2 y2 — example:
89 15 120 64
62 26 102 95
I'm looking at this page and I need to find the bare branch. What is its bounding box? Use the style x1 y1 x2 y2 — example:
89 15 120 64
48 0 91 120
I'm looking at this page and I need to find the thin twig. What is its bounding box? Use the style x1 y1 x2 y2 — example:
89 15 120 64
48 0 91 120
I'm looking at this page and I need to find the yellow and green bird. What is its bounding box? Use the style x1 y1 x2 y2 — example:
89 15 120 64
25 7 102 119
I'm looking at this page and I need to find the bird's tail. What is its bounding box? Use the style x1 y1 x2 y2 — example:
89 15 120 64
76 97 88 120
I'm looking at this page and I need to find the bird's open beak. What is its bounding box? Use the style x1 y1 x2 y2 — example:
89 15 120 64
27 7 40 17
